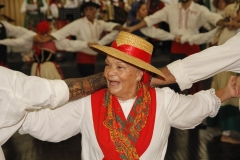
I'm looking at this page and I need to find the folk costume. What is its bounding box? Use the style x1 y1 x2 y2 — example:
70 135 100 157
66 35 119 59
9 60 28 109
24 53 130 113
207 3 240 136
144 0 222 93
144 1 222 57
166 12 240 91
50 1 119 77
19 32 221 160
0 20 36 67
0 66 69 160
31 20 64 79
21 0 48 31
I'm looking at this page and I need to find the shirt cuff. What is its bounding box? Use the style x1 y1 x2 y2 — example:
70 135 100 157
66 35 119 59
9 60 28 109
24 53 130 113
48 80 69 107
144 16 152 27
167 60 193 90
50 33 60 40
209 89 221 117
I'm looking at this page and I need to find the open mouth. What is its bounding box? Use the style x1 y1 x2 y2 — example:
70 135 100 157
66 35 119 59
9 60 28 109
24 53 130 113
108 80 120 86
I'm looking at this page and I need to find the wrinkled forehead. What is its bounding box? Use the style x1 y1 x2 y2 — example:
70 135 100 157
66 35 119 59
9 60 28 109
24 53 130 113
105 55 142 71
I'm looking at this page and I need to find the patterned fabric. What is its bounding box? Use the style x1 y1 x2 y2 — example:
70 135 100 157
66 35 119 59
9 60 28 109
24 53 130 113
103 83 151 159
91 82 157 160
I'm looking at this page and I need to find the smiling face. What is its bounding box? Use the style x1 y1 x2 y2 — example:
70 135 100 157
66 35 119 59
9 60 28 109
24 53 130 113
104 55 143 100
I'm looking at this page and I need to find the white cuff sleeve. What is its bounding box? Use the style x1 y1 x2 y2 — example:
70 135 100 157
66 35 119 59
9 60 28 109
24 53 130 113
167 60 192 90
48 80 69 107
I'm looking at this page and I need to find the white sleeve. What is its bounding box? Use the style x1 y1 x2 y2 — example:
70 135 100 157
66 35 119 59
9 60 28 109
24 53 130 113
50 4 59 18
20 0 27 13
40 0 48 13
0 66 69 129
167 32 240 90
50 20 79 40
161 87 220 129
202 6 223 26
100 20 119 32
140 26 175 41
98 30 119 45
0 66 69 108
1 21 36 39
181 27 218 45
0 39 33 50
144 6 168 27
54 39 88 52
19 98 84 142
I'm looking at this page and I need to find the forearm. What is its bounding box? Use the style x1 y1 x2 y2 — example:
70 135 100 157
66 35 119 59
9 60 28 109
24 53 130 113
64 72 107 101
131 20 147 32
215 87 231 102
150 67 176 86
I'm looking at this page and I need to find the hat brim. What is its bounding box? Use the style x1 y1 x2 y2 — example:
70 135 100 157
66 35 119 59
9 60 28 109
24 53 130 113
80 2 100 12
91 45 165 78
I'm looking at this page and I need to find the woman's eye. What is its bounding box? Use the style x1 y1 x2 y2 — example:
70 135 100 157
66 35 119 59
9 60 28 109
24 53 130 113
117 66 123 69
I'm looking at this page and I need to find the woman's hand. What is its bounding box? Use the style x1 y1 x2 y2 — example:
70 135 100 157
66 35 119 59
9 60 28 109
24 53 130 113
216 75 239 102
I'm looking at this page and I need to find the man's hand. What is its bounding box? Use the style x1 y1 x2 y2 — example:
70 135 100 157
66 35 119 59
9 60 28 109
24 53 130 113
174 35 181 43
33 35 54 43
227 18 240 31
216 76 239 102
150 67 176 86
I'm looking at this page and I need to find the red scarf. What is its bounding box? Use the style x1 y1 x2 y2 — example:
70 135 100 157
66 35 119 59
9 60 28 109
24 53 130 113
91 84 156 159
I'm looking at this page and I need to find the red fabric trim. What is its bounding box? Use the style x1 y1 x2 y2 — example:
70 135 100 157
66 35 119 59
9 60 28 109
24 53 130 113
171 41 200 56
111 41 151 63
91 88 156 159
76 52 97 64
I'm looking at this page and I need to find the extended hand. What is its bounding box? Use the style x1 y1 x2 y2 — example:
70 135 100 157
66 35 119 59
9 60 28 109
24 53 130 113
33 35 53 43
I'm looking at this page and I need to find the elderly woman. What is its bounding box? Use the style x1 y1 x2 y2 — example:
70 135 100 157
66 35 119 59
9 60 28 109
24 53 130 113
19 32 237 159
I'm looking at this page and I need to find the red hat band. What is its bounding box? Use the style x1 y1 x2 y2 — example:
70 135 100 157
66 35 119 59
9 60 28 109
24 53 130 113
111 40 151 64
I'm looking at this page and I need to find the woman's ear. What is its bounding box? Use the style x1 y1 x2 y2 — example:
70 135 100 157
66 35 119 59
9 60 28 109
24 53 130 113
137 70 144 81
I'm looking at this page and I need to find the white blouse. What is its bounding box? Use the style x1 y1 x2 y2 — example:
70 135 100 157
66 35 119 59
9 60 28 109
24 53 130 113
0 66 69 160
144 2 222 36
50 17 119 55
167 31 240 91
20 87 220 160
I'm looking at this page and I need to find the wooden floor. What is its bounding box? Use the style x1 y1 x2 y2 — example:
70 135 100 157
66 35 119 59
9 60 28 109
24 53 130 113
3 127 240 160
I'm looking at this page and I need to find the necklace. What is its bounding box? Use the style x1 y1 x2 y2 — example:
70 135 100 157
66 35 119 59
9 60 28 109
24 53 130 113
117 97 136 103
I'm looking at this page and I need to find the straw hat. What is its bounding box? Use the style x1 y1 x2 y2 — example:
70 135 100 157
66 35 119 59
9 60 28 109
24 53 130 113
91 31 165 78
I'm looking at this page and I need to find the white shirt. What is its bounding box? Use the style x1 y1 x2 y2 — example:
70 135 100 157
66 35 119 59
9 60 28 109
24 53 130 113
0 66 69 160
19 88 220 160
0 21 37 50
50 17 119 55
21 0 48 14
144 1 222 36
64 0 79 8
123 23 175 41
180 27 218 45
167 31 240 90
0 21 36 40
